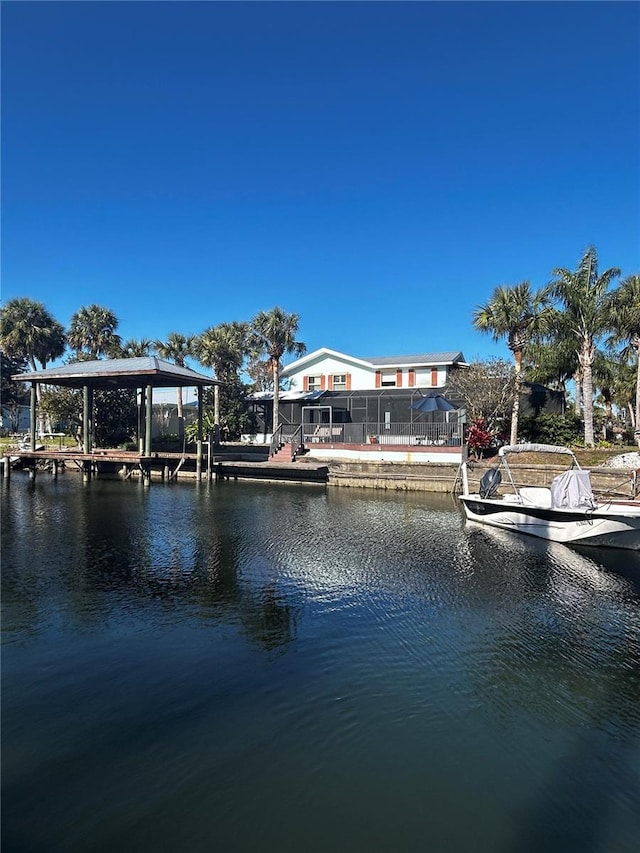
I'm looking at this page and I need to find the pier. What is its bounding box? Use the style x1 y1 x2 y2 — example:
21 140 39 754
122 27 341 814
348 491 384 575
2 447 329 485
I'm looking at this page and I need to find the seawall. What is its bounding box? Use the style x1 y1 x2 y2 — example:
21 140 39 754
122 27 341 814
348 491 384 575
323 458 638 500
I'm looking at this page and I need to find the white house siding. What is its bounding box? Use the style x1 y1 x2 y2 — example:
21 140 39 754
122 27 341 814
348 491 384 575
288 358 447 391
287 356 373 392
281 348 469 401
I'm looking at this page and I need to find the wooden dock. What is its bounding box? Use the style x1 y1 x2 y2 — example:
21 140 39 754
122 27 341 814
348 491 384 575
2 448 328 485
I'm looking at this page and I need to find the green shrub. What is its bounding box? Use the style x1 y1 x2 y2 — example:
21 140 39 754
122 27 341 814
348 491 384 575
519 412 583 446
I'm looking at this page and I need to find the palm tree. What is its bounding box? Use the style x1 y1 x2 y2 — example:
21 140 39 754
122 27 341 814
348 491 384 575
611 358 638 434
194 322 248 426
523 335 578 397
154 332 193 421
67 304 121 358
473 282 553 445
549 247 621 447
248 307 306 433
0 297 66 373
118 338 153 358
0 297 66 434
525 313 583 413
606 273 640 446
593 350 620 437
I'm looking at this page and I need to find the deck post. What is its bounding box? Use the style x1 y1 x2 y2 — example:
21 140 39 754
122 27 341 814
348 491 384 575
3 456 11 479
83 386 92 454
30 384 37 450
196 440 202 481
145 385 153 456
196 387 203 442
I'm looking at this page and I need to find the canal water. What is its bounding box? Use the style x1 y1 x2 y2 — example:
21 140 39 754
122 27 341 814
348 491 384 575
2 474 640 853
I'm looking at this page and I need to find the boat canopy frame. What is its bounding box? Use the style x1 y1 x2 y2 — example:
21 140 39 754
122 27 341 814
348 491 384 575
496 444 581 495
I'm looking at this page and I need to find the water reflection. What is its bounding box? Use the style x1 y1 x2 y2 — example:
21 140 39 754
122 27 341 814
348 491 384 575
1 477 300 651
2 475 640 853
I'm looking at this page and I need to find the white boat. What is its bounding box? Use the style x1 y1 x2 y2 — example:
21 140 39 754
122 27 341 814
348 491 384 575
459 443 640 550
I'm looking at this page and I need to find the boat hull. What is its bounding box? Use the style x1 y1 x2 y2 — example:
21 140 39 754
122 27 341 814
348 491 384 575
459 495 640 550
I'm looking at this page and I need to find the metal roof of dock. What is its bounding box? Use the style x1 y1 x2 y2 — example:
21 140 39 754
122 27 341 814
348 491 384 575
12 357 220 389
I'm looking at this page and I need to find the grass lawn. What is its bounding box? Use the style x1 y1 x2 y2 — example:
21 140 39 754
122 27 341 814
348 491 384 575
572 446 639 467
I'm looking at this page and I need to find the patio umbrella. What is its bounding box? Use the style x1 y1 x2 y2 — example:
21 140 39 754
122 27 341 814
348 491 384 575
410 394 458 413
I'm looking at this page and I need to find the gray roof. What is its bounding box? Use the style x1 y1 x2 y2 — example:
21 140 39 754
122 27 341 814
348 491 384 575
364 351 466 367
12 357 219 389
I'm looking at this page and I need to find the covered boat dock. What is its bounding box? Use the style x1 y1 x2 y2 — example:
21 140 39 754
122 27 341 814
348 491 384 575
9 357 219 482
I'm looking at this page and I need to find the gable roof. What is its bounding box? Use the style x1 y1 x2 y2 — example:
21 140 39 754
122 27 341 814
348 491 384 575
12 357 219 389
281 348 467 375
280 348 374 375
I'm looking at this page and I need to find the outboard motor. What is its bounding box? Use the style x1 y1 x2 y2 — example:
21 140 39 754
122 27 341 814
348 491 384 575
479 468 502 498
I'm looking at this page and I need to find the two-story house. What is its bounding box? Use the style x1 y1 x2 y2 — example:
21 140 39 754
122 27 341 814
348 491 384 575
249 348 468 446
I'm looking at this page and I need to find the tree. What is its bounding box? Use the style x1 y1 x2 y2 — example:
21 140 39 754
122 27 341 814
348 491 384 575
200 372 256 441
591 349 622 439
549 247 621 447
39 386 82 436
245 356 275 393
93 389 137 447
524 316 580 409
606 273 640 445
67 304 121 358
118 338 153 357
0 297 66 372
248 307 305 433
473 282 553 445
446 358 515 438
154 332 193 420
610 358 638 434
0 297 66 433
194 322 248 428
1 352 29 433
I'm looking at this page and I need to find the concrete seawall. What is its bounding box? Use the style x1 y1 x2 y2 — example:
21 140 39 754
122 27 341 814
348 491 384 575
324 458 639 500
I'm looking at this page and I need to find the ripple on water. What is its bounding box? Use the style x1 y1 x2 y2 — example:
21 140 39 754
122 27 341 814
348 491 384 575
2 476 640 852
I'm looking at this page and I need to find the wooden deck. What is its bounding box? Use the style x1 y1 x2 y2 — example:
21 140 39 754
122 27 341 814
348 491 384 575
2 448 329 484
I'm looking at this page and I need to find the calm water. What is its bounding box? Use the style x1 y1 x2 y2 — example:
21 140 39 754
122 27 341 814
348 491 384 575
2 474 640 853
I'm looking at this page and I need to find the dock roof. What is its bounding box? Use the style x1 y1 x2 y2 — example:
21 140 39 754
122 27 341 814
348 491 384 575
12 357 219 389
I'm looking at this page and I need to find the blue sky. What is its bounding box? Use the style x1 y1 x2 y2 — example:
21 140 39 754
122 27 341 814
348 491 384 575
2 1 639 369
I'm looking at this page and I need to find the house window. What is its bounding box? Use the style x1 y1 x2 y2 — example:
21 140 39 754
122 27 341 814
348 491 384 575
332 374 347 391
380 371 396 387
307 375 322 391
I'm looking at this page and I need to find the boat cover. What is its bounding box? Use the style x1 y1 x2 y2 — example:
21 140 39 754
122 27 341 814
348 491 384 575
550 469 595 509
499 443 576 458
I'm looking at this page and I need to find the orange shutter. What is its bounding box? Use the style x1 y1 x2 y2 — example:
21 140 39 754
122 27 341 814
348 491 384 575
320 375 326 390
396 369 402 388
303 376 309 391
408 369 415 387
346 373 351 390
375 370 381 388
328 375 333 391
431 368 438 386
